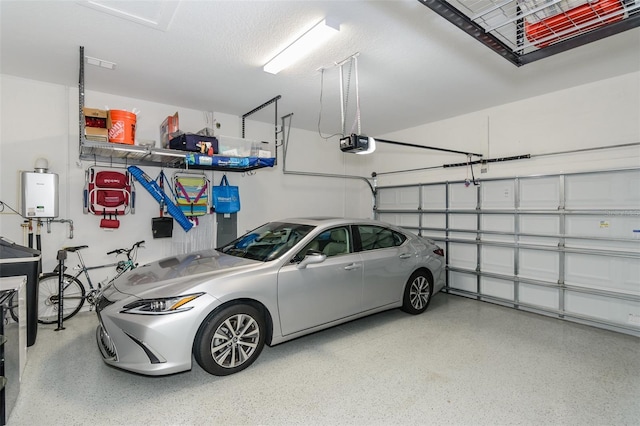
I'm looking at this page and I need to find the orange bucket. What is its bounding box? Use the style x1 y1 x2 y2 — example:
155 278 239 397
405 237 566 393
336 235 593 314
108 110 136 144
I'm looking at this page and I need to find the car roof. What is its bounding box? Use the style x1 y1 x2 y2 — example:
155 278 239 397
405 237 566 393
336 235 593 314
277 217 395 228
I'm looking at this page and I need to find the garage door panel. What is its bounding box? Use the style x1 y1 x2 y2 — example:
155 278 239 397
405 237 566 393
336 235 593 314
481 277 514 300
481 214 514 232
481 180 515 209
566 237 638 252
421 184 446 209
519 249 559 282
519 283 559 310
378 187 419 210
423 231 447 241
520 215 560 246
565 291 640 327
480 246 513 275
449 243 476 269
520 177 560 209
377 213 400 226
520 236 559 247
422 213 446 240
450 231 475 241
449 184 476 209
450 214 476 230
422 213 446 228
566 215 639 248
449 271 476 292
565 170 640 209
520 214 560 234
377 213 419 229
565 253 640 295
481 214 514 242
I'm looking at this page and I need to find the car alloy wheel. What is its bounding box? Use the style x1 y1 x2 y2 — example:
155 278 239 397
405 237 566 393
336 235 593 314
194 304 266 376
212 313 260 369
401 270 433 315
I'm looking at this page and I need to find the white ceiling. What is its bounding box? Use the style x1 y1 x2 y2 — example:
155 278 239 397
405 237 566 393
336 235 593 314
1 0 639 137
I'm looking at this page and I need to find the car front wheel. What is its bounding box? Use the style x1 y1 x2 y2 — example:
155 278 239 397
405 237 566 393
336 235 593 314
194 304 266 376
401 270 433 315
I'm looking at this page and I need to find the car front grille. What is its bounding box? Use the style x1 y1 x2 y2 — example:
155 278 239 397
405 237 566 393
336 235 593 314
96 324 117 361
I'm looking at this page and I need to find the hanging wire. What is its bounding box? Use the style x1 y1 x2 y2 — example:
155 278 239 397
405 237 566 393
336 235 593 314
465 154 479 186
350 55 361 135
465 155 471 186
316 68 343 141
342 58 352 135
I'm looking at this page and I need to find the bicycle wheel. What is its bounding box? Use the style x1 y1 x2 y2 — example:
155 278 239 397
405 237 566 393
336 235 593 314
38 273 86 324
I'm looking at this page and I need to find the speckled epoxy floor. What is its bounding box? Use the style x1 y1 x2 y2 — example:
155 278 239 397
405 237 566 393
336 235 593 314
7 293 640 425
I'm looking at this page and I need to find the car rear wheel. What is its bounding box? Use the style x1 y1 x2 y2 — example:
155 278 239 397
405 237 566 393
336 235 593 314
401 270 433 315
194 304 266 376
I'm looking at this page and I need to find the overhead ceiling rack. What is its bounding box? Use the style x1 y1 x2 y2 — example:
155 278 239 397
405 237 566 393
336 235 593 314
418 0 640 66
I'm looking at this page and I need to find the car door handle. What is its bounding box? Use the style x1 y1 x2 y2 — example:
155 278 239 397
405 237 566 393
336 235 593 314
399 253 413 259
343 263 361 271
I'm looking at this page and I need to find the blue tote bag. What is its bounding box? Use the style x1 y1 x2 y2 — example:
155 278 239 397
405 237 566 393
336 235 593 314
212 175 240 214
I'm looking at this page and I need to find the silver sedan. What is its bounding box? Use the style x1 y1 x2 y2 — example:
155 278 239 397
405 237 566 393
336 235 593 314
95 217 446 376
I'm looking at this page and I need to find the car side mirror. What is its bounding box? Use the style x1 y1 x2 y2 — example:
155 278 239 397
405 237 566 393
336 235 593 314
297 250 326 269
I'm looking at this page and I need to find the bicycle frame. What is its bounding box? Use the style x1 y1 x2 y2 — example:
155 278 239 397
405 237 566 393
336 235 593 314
56 248 136 296
70 251 135 291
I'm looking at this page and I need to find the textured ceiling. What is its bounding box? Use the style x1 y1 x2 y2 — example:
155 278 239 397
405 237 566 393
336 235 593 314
1 0 639 138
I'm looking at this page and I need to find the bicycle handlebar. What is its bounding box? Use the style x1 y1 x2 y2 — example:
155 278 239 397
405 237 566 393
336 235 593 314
106 240 145 257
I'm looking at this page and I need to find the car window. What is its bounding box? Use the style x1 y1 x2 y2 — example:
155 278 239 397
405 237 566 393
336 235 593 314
219 222 314 261
357 225 406 251
294 226 352 261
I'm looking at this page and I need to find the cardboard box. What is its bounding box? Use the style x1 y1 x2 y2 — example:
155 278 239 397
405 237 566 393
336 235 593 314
83 107 108 128
160 112 179 148
83 107 109 141
85 127 108 142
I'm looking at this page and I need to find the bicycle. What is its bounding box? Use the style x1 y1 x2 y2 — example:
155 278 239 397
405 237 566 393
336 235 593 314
32 240 145 324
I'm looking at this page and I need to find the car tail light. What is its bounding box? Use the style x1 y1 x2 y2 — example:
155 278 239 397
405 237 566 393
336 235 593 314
433 248 444 257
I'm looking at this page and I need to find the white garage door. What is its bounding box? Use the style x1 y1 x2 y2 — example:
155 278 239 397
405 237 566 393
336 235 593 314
376 169 640 336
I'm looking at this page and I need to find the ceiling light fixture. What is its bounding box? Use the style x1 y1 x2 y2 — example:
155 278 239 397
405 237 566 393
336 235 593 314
263 18 340 74
78 1 179 31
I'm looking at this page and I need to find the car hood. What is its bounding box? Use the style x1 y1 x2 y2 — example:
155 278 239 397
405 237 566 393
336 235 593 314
104 249 261 300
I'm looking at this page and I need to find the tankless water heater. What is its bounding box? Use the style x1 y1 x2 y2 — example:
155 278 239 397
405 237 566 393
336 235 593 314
21 171 59 218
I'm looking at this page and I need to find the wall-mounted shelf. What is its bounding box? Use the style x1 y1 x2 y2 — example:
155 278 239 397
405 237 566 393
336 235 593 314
79 140 275 172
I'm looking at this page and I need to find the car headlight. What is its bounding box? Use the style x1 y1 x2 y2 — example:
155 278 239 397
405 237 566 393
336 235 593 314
121 293 204 315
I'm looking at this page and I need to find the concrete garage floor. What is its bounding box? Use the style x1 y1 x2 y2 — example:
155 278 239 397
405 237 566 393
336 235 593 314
7 293 640 425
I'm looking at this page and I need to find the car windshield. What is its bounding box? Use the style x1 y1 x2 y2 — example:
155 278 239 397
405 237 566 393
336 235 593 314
218 222 315 262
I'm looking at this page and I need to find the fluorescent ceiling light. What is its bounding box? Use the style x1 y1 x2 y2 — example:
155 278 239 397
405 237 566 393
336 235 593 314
78 1 179 31
263 18 340 74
